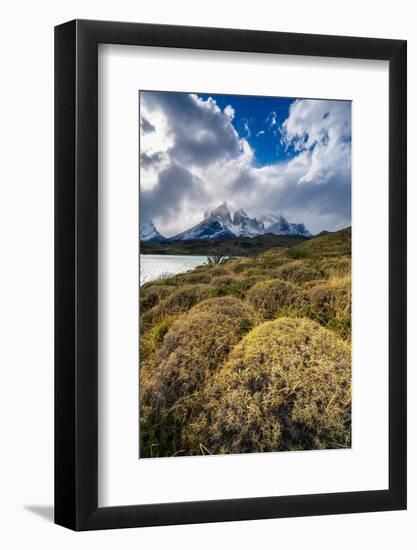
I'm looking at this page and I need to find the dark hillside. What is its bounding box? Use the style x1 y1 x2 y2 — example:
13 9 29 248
140 233 309 257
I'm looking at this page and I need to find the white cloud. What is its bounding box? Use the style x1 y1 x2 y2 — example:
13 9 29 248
267 111 277 128
223 104 235 120
280 99 351 186
243 118 251 138
139 93 351 236
256 130 265 138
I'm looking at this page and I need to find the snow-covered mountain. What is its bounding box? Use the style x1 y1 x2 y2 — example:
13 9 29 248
171 202 264 241
140 217 167 243
170 217 235 241
170 203 309 241
232 208 265 237
261 214 311 237
140 203 310 243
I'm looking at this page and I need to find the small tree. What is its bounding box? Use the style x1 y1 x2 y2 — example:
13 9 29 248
207 242 234 265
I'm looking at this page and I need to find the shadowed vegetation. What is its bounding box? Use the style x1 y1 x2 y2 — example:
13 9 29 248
140 227 352 457
140 233 309 257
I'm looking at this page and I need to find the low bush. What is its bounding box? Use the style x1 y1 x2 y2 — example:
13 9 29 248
207 266 228 277
207 275 251 298
246 279 299 319
140 316 176 361
294 275 351 340
275 260 323 284
186 317 351 454
230 261 254 274
210 275 238 287
140 297 260 457
140 284 176 313
172 271 212 284
143 283 212 325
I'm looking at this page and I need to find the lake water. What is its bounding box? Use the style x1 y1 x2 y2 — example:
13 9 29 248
140 254 208 285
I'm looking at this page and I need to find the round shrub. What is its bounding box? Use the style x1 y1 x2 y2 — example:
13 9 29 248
173 271 212 284
275 260 323 284
140 284 176 313
143 283 212 325
241 267 276 279
230 261 253 274
208 266 228 277
246 279 299 319
211 275 238 287
209 275 258 299
140 297 260 457
238 274 267 288
296 276 351 339
187 317 351 454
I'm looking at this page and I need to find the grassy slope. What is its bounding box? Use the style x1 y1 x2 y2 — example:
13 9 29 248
139 227 352 458
140 232 308 257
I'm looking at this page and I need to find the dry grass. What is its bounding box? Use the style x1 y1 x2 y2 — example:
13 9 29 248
207 266 229 277
210 275 238 287
140 284 213 361
140 284 177 313
171 271 212 285
285 227 351 259
186 318 351 454
283 275 351 340
140 297 260 457
141 284 212 328
246 279 299 320
275 260 324 284
139 227 352 457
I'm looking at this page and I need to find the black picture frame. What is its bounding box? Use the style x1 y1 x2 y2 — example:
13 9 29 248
55 19 407 531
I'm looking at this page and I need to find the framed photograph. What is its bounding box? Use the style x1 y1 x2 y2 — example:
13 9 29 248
55 19 406 530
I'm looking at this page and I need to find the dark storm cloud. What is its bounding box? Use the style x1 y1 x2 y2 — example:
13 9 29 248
140 116 155 134
140 151 164 169
227 160 351 234
141 91 241 167
267 175 351 231
140 163 208 223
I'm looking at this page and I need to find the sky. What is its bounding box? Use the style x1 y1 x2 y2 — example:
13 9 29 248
139 90 351 236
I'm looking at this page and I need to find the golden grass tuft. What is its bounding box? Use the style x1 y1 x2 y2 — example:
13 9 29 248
140 315 176 360
140 297 260 457
172 271 212 284
293 275 351 340
210 275 238 287
230 260 255 274
140 284 177 313
141 283 212 328
246 279 299 320
186 317 351 454
275 260 323 284
318 257 351 278
207 266 229 277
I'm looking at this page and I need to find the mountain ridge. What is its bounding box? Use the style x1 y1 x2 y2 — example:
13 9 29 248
140 202 311 243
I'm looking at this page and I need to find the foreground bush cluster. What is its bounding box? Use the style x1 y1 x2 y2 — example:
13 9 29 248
140 228 352 457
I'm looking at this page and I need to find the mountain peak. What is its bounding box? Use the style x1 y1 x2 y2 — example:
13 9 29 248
210 202 230 217
234 207 247 217
205 202 233 225
140 217 167 243
169 204 310 241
